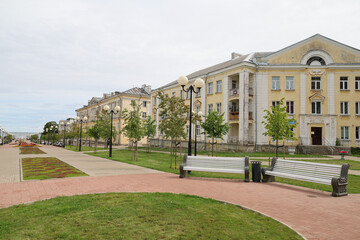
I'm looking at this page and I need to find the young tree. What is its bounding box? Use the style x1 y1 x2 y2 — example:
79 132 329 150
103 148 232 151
143 116 156 153
200 111 230 156
121 101 144 161
97 110 117 149
86 124 101 153
157 92 189 168
262 97 297 158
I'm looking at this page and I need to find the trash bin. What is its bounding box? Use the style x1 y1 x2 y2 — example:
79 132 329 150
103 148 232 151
251 161 262 182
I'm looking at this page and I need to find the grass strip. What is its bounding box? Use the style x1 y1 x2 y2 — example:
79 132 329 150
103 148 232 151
22 157 88 180
0 193 302 240
65 145 106 152
89 149 360 193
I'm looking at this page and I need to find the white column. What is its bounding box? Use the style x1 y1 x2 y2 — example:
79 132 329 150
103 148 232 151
223 76 229 143
300 72 306 114
243 71 249 143
201 82 207 141
238 72 244 143
327 72 335 115
255 72 268 145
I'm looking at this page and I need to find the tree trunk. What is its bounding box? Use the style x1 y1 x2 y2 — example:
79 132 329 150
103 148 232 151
135 141 138 161
276 139 279 157
268 142 271 166
180 140 183 163
170 140 173 168
94 140 98 153
211 137 214 157
174 141 177 169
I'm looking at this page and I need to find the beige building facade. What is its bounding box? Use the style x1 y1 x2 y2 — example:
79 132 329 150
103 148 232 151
76 85 151 145
151 34 360 148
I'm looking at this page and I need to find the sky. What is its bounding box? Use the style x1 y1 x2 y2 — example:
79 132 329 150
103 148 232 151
1 0 360 133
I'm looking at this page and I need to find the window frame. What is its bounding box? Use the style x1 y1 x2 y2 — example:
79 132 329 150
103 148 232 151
286 76 294 90
341 126 350 140
311 101 322 115
272 76 280 90
340 101 349 115
356 126 360 140
208 104 213 113
356 102 360 115
216 80 222 93
272 101 280 107
311 77 321 90
208 82 213 94
286 101 295 114
356 76 360 90
340 76 349 90
216 103 222 113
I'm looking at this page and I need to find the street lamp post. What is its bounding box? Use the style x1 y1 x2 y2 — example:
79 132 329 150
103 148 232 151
76 116 87 151
60 121 68 148
52 126 58 145
103 105 120 158
178 76 204 156
194 111 203 156
46 128 49 145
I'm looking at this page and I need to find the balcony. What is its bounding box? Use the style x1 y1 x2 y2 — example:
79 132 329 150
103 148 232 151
229 112 239 122
249 88 254 100
249 112 254 123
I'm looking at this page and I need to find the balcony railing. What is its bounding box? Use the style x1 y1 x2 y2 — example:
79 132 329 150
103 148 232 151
229 112 239 121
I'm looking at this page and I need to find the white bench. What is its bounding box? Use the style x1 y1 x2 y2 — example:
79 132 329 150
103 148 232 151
262 157 350 197
179 155 249 182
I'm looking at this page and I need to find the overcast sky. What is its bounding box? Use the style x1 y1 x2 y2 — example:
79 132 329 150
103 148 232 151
1 0 360 133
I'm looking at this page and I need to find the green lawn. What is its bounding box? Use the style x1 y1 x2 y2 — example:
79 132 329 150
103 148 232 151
136 146 330 158
65 145 106 152
19 147 45 154
89 149 360 194
22 157 88 180
0 193 302 240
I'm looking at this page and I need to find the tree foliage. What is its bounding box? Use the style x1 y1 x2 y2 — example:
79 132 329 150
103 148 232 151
96 110 117 148
262 97 297 157
143 116 156 153
157 91 189 168
86 124 101 153
200 111 230 156
121 101 144 160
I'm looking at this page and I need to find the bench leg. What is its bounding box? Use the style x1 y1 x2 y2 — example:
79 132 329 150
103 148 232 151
179 164 186 178
262 168 275 182
331 178 348 197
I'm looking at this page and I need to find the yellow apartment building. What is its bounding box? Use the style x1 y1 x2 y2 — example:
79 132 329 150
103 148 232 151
76 85 151 145
151 34 360 150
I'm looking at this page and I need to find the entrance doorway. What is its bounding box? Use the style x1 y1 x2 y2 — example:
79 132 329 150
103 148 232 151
311 127 322 145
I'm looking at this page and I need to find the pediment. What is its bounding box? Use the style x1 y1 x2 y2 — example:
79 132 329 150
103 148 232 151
263 34 360 65
309 93 325 102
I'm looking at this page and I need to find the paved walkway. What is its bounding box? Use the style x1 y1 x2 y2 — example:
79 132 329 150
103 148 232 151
1 144 360 240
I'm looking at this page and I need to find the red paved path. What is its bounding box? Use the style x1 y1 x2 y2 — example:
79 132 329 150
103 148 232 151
1 173 359 240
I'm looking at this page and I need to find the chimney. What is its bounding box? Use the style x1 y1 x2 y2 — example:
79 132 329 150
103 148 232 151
142 84 151 94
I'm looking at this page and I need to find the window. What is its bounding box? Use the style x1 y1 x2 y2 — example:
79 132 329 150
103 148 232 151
272 101 280 107
340 102 349 115
142 112 146 118
172 92 175 97
143 101 147 107
356 102 360 115
286 101 294 114
186 126 189 135
195 105 201 114
208 104 213 113
232 80 237 89
311 77 321 90
180 90 184 99
195 90 201 98
311 101 321 115
186 91 190 99
153 112 156 120
153 97 157 105
286 76 294 90
216 80 222 93
340 77 349 90
272 76 280 90
216 103 222 113
195 125 201 137
208 82 213 94
356 126 360 140
341 126 350 140
356 77 360 90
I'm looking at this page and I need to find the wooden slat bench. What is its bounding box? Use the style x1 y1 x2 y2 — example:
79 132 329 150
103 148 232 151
262 157 350 197
179 155 250 182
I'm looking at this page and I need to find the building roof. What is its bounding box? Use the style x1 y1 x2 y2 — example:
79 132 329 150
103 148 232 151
122 87 150 96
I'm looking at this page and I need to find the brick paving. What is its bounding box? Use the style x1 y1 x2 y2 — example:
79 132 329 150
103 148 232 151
1 144 360 240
